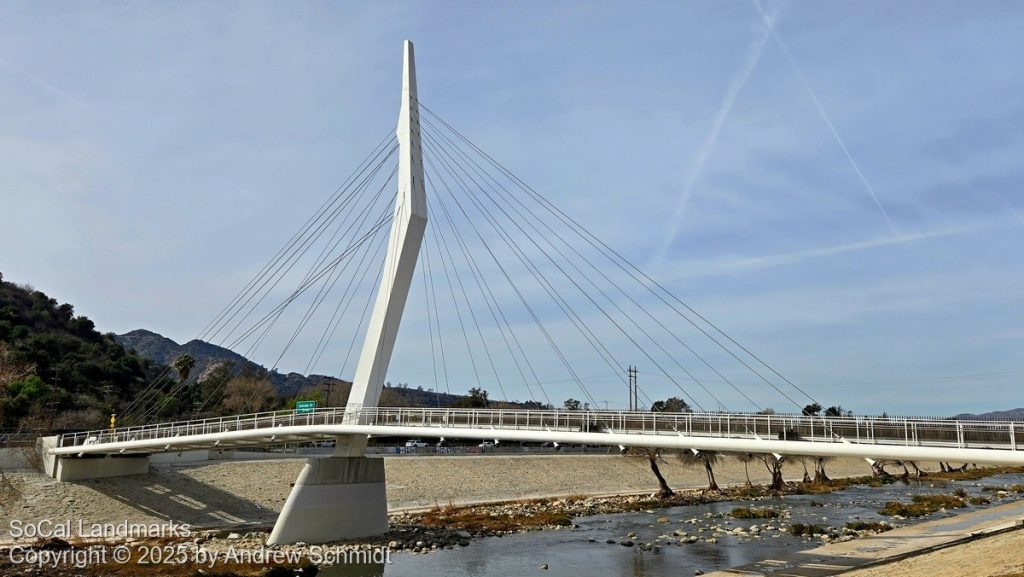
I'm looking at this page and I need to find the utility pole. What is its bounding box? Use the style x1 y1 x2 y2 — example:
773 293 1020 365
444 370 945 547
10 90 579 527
323 379 335 407
627 366 638 411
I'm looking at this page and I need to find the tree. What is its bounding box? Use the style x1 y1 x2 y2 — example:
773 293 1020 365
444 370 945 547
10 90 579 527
679 450 721 491
563 398 582 411
220 375 278 414
824 405 851 417
627 448 674 498
735 452 756 487
451 387 488 408
651 397 690 413
813 456 833 484
802 403 823 416
755 454 786 491
0 342 35 388
174 354 196 384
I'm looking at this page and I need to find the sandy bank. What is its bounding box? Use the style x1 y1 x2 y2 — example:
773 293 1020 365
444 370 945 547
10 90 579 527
843 528 1024 577
1 453 881 538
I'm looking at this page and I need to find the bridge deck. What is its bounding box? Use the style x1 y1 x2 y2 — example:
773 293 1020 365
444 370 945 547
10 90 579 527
49 408 1023 465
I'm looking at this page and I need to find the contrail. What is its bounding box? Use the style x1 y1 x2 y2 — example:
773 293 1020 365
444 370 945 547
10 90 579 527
752 0 898 235
653 9 777 264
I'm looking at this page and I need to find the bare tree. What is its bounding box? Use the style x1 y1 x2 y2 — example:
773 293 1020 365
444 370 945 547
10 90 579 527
221 375 278 414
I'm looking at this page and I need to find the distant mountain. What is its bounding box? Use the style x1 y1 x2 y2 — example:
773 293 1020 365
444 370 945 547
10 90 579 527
117 329 261 376
114 329 342 396
115 329 547 409
954 408 1024 421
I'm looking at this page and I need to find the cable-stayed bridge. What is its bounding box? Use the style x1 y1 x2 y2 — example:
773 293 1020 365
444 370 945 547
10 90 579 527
41 41 1023 546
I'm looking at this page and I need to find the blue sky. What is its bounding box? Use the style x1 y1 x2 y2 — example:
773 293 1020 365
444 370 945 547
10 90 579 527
2 1 1022 416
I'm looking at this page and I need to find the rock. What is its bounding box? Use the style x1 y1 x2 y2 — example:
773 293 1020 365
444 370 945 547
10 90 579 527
456 530 472 539
227 533 242 540
656 516 669 523
620 540 634 547
606 539 617 544
540 564 549 570
458 540 470 547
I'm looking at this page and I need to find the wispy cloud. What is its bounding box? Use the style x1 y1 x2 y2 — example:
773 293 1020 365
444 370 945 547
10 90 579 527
652 5 779 264
676 213 1017 279
20 70 87 109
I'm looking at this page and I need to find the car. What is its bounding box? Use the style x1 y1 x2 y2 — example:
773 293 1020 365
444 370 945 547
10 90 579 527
478 441 496 448
405 439 428 448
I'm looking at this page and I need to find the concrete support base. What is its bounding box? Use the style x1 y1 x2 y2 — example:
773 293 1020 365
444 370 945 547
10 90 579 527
37 435 150 481
54 455 150 481
267 456 388 545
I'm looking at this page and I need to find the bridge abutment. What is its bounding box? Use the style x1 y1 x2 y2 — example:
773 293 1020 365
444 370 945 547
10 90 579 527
37 435 152 481
267 455 387 545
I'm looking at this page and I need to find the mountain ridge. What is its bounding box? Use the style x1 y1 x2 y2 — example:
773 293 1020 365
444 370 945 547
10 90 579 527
954 408 1024 421
114 328 338 396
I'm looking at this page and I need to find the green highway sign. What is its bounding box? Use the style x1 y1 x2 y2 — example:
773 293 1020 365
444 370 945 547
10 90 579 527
295 400 317 414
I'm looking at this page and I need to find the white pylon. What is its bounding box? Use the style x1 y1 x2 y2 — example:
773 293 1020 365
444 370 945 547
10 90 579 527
344 40 427 429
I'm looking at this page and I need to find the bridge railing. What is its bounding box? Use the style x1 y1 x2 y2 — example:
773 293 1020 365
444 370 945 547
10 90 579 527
55 407 1022 453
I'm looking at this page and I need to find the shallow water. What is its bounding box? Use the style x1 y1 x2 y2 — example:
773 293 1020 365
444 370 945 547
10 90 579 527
321 474 1024 577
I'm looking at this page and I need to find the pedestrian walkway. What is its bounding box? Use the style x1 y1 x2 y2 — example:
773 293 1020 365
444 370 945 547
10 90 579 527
704 499 1024 576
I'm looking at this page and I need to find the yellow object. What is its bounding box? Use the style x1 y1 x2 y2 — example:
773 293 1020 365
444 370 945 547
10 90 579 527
110 414 116 430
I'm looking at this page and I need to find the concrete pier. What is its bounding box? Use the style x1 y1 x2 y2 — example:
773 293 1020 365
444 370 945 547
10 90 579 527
266 456 388 545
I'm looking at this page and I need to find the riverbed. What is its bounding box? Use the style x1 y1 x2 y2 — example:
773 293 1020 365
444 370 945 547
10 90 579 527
324 473 1024 577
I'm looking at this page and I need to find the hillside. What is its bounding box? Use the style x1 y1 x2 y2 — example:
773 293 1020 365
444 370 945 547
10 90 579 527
954 408 1024 421
0 272 543 434
116 330 548 410
0 273 164 430
115 329 346 396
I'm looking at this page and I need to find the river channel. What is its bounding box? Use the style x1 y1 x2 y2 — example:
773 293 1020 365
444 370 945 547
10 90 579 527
322 473 1024 577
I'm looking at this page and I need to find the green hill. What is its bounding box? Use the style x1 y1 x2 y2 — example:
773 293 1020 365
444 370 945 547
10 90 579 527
0 272 166 430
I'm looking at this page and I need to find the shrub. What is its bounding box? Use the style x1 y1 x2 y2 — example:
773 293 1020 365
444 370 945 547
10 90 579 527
789 523 827 537
880 494 966 517
730 507 779 519
844 521 892 533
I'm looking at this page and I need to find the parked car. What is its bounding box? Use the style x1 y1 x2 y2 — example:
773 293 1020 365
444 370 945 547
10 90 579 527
405 439 428 448
478 441 496 448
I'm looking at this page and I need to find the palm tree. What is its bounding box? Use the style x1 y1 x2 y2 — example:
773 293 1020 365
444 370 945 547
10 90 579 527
627 448 675 498
679 450 722 491
735 452 756 487
174 354 196 384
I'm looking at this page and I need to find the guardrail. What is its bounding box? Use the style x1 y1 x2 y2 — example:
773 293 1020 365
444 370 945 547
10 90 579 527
56 407 1022 453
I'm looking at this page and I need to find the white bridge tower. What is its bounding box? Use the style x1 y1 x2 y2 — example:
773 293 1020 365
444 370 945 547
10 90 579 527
268 40 425 544
344 39 428 431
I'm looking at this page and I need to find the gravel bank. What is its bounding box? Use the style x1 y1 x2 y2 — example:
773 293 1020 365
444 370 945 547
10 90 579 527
2 453 882 540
